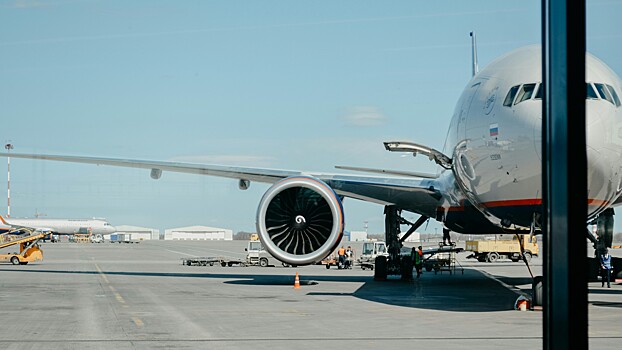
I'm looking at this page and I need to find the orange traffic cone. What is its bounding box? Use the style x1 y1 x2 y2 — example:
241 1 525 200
294 272 301 289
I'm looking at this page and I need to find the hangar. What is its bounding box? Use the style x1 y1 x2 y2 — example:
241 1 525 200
164 225 233 240
113 225 160 240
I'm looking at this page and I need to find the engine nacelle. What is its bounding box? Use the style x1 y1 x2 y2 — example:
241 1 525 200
256 176 344 266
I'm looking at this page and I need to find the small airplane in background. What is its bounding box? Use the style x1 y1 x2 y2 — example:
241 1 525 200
0 215 116 241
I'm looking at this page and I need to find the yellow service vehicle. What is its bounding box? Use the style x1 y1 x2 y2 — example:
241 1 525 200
0 232 45 265
465 235 539 263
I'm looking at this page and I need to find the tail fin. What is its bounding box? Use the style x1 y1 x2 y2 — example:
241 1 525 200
0 215 8 225
470 32 479 77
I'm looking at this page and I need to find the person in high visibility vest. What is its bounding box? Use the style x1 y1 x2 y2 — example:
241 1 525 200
337 246 346 268
412 246 423 278
600 249 613 288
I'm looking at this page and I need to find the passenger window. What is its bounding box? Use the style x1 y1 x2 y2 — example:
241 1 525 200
595 83 615 105
606 84 621 107
515 83 536 104
534 83 543 99
503 85 520 107
586 83 599 99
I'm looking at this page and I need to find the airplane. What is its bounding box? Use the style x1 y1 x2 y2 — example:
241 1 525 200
0 215 116 240
1 43 621 287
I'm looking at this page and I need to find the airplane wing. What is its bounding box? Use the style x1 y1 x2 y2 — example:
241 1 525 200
0 152 445 218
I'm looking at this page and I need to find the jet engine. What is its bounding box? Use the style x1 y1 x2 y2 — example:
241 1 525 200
256 176 344 266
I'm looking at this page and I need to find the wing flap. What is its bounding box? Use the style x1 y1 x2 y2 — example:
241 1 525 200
335 165 438 179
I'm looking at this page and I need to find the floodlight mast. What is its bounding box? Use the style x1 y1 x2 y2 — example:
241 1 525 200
4 143 13 218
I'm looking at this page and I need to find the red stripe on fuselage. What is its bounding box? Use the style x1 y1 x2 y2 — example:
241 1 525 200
440 198 610 212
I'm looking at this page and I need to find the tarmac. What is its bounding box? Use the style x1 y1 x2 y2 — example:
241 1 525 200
0 240 620 349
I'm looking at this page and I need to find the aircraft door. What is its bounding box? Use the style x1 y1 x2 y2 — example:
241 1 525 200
444 81 480 155
459 82 481 143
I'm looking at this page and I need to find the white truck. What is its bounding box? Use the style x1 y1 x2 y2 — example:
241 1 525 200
245 241 282 267
356 241 389 270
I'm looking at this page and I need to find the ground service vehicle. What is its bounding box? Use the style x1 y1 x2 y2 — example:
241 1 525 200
465 235 539 262
321 249 354 269
357 241 389 270
0 232 45 265
245 240 280 267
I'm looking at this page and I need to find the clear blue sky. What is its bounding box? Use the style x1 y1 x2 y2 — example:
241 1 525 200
0 0 620 236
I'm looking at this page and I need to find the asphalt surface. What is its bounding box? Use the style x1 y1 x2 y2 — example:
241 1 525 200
0 240 620 349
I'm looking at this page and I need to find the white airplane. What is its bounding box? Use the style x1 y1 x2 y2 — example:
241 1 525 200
0 215 116 237
1 44 621 277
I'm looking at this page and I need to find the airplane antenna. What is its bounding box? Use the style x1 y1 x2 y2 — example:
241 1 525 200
470 32 479 77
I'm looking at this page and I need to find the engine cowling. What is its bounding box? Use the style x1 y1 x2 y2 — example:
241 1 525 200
256 176 344 266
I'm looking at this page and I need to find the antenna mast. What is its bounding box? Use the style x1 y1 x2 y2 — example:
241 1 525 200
470 32 479 77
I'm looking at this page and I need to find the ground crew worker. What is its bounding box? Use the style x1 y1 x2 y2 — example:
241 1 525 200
413 246 423 278
345 246 353 269
600 249 612 288
443 228 453 246
337 246 346 268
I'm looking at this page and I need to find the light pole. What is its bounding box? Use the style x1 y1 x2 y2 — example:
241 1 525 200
4 143 13 217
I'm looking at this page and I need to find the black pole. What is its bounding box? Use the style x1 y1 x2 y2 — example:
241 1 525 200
542 0 587 349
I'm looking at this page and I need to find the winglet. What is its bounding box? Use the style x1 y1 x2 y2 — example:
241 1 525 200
0 215 8 225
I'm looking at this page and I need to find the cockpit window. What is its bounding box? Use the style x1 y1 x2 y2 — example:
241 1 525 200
587 83 599 99
503 85 520 107
515 83 536 104
606 84 621 107
534 83 543 99
594 83 615 105
526 81 619 106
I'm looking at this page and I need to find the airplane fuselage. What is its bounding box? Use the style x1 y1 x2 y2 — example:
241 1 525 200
0 218 116 235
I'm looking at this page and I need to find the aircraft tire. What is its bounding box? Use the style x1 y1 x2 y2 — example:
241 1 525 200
597 208 614 248
532 276 543 307
374 256 387 281
487 252 499 263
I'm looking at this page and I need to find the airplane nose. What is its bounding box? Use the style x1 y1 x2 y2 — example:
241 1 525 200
108 226 117 234
586 104 622 217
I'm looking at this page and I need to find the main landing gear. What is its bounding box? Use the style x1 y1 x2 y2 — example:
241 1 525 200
374 206 427 282
594 208 614 255
532 209 615 308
